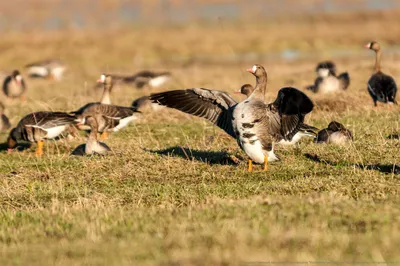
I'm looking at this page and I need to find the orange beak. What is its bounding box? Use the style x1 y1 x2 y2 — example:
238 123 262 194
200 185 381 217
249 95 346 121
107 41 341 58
246 68 254 73
97 79 103 83
234 90 241 94
364 44 370 49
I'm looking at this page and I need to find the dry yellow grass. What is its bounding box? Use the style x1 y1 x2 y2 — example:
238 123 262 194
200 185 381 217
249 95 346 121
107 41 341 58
0 9 400 265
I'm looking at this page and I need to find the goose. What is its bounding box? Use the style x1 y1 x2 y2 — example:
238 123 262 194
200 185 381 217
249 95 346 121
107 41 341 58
364 42 397 106
74 74 141 139
7 111 78 156
307 61 350 93
315 121 353 144
150 64 316 171
97 74 113 104
71 116 111 156
2 70 26 101
102 71 171 89
72 103 140 139
0 102 11 132
236 84 317 146
25 59 66 80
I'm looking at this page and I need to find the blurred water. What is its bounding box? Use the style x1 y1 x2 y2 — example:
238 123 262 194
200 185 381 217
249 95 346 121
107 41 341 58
0 0 399 30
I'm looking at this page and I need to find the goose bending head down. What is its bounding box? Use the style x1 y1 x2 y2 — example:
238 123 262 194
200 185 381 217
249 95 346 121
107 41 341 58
7 111 78 156
364 41 397 106
150 64 316 172
71 116 111 156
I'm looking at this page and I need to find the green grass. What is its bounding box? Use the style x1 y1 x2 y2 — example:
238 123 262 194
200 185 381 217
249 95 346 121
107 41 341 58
1 16 400 265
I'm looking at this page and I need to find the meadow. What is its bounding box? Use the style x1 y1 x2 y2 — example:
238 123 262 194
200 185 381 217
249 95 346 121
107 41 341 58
0 10 400 265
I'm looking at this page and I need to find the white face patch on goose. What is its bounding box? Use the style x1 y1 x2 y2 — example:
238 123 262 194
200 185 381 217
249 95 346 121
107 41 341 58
100 74 106 82
252 65 257 73
318 68 330 78
15 75 22 82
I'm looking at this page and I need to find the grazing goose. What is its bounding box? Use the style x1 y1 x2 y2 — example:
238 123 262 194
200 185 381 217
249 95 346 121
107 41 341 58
315 121 353 144
25 59 66 80
71 116 111 156
2 70 26 101
307 61 350 93
150 64 316 171
97 74 113 104
72 103 140 139
0 102 11 132
236 84 317 146
7 111 78 156
364 42 397 106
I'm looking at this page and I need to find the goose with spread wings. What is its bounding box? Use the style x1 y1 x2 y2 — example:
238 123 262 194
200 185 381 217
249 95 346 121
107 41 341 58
150 64 316 171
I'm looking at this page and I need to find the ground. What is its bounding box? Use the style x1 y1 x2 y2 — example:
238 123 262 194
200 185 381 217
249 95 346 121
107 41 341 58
0 10 400 265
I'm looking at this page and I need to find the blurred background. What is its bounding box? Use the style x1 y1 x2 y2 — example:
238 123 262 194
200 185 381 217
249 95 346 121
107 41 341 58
1 0 400 30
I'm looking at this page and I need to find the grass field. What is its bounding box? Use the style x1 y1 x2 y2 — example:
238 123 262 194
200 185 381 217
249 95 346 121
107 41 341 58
1 10 400 265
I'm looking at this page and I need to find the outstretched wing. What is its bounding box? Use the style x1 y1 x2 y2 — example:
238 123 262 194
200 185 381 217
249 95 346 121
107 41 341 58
150 88 238 138
270 87 315 140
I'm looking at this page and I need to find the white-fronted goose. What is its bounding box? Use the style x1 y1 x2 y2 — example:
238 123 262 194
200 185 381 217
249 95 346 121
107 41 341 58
7 111 78 156
315 121 353 144
307 61 350 93
150 64 316 171
107 71 171 89
2 70 26 101
0 102 11 132
25 59 66 80
97 74 113 104
72 103 140 139
364 42 397 106
236 84 317 146
71 116 111 156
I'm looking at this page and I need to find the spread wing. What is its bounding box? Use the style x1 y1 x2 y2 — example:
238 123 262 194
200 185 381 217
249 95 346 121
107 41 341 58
150 88 238 138
270 87 314 140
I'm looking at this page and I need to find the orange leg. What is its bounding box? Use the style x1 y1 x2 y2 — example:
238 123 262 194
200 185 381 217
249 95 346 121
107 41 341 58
263 156 268 171
36 141 44 157
100 132 109 140
248 159 253 172
20 95 26 103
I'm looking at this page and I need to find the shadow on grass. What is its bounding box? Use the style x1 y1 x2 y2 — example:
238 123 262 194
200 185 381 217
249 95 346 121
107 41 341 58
147 146 242 165
0 142 32 152
305 153 400 174
387 134 399 140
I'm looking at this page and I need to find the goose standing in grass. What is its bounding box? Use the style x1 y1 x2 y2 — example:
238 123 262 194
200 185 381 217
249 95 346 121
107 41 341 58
315 121 353 144
306 61 350 93
364 42 397 106
150 64 316 171
236 84 317 146
0 102 11 132
25 59 66 80
7 111 78 156
74 74 141 139
2 70 26 101
71 116 111 156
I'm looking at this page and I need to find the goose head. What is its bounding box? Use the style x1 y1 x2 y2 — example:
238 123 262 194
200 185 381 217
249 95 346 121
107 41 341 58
85 116 98 131
12 70 23 85
327 121 346 132
246 64 267 78
364 41 381 52
235 84 254 97
97 74 113 86
7 128 18 151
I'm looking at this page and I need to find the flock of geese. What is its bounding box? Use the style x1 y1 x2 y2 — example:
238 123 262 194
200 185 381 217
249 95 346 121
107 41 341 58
0 41 398 171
